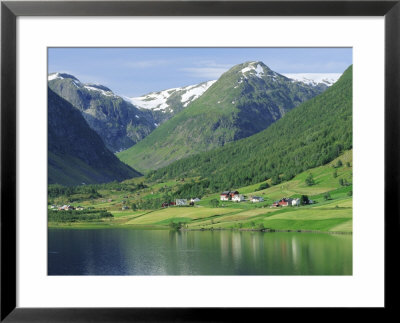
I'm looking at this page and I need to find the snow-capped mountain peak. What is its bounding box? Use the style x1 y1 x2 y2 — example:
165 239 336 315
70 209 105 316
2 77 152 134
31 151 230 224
238 61 281 81
282 73 342 87
241 62 265 78
48 72 63 81
126 80 216 112
48 73 119 97
48 72 81 83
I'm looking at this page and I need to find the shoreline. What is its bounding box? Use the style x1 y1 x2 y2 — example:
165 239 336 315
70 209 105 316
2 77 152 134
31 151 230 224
182 227 352 235
48 223 352 234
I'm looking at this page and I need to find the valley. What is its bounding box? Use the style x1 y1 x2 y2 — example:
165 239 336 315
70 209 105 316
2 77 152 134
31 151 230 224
48 60 352 234
48 150 352 233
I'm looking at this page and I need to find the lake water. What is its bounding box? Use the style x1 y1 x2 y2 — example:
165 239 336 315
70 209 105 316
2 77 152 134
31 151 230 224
48 229 352 275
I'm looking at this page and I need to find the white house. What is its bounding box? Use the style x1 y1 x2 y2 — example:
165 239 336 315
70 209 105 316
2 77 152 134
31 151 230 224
232 194 245 202
58 205 74 211
220 191 230 201
251 196 264 203
176 199 188 206
292 198 300 206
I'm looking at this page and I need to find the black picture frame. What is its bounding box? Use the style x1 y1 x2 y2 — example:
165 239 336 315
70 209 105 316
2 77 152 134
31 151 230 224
1 1 399 321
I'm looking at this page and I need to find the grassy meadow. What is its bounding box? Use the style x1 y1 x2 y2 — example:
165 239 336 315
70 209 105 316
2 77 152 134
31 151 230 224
49 151 352 233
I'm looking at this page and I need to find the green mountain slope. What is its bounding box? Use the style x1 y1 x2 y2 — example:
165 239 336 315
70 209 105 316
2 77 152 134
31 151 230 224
148 65 352 191
48 88 141 186
118 61 326 172
48 73 156 152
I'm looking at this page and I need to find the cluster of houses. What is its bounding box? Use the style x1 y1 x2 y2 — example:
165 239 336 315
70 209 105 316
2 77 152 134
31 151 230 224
220 191 265 203
272 198 300 207
52 205 84 211
271 197 314 207
220 191 243 202
219 191 315 208
162 198 201 208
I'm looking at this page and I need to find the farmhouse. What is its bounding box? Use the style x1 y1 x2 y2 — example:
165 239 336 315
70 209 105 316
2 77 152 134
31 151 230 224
250 196 264 203
220 191 240 201
229 191 239 198
232 194 245 202
58 205 75 211
220 191 231 201
176 199 188 206
279 198 293 207
278 200 288 207
292 198 300 206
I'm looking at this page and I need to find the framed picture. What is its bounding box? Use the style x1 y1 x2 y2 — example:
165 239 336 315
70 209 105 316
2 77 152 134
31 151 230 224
1 0 398 321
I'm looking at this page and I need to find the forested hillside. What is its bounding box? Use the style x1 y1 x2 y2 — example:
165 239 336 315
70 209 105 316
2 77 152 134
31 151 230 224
147 65 352 192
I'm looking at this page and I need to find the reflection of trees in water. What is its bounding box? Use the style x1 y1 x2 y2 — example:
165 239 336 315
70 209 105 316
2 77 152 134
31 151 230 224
49 229 352 275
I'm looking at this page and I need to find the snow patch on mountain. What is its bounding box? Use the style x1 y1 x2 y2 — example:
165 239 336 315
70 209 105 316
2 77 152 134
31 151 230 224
241 62 264 79
128 91 172 110
84 85 116 97
48 73 64 81
181 80 216 105
48 73 120 99
71 80 81 88
126 80 216 111
283 73 342 87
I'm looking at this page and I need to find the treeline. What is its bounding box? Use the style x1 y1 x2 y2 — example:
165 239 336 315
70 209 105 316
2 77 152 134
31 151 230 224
169 179 210 199
48 184 101 198
48 181 148 198
48 209 113 222
147 66 352 193
133 180 212 210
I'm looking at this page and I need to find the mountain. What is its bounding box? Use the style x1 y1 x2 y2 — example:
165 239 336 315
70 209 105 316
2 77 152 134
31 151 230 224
48 73 157 152
282 73 341 87
124 80 216 124
128 73 339 115
117 61 327 172
48 88 141 186
148 65 353 191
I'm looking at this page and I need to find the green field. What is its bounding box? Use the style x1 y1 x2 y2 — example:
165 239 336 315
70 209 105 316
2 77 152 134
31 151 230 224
48 150 352 233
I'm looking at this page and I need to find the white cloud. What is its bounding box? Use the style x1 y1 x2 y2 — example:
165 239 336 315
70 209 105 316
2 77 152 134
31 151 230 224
181 67 228 79
181 61 231 79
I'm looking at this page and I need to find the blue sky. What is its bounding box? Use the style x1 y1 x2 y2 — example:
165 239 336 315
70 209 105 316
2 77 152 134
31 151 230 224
48 48 352 97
